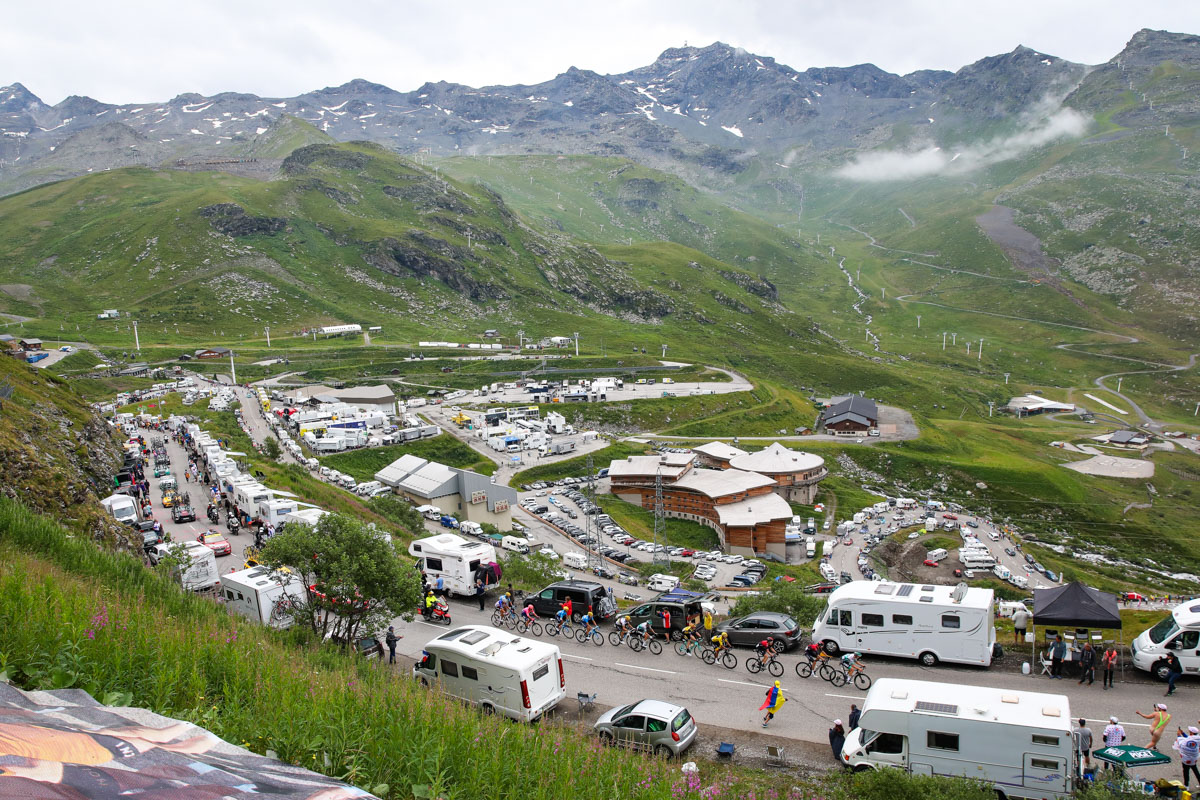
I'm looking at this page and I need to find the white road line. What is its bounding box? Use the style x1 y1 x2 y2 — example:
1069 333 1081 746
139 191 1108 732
719 678 767 688
415 621 447 629
614 663 676 674
562 654 594 662
824 693 862 700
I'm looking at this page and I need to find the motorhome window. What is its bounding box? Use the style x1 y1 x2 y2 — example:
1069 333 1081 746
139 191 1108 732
941 615 961 629
441 660 459 678
1148 616 1178 644
838 610 852 626
1032 735 1059 746
1030 758 1060 770
532 665 550 681
460 631 489 645
426 557 444 572
893 614 913 625
647 717 667 733
1173 631 1199 649
461 666 479 681
438 628 472 641
862 614 884 627
866 732 905 754
469 560 481 572
927 731 959 751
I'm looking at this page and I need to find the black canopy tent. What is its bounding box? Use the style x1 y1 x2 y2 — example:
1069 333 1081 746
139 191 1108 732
1030 582 1123 678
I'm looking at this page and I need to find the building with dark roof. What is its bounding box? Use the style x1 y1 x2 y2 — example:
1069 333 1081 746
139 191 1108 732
195 347 231 360
821 395 879 434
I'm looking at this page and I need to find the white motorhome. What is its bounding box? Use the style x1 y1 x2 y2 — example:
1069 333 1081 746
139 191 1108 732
806 537 817 558
501 535 530 554
840 678 1075 799
959 548 997 568
232 483 272 514
100 494 139 525
647 573 680 593
220 567 307 628
413 625 565 722
409 534 498 596
148 541 219 592
255 498 298 528
1132 599 1200 681
811 581 996 667
926 548 948 563
281 508 329 530
562 552 587 570
416 505 443 521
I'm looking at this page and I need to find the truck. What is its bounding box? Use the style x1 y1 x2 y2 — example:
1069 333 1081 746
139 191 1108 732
539 440 577 457
25 352 49 364
409 534 499 596
439 515 460 529
413 625 564 722
100 493 139 525
219 567 307 628
1132 598 1200 681
811 581 996 667
840 678 1075 798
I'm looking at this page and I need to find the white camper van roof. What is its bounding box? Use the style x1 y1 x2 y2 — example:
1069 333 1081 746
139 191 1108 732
429 625 558 672
828 581 993 611
409 534 494 559
864 678 1071 730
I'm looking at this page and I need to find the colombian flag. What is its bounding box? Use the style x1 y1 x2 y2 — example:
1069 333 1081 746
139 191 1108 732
759 681 786 713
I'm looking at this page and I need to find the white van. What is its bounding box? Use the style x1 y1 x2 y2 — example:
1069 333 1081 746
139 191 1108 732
841 678 1075 798
355 481 382 496
1132 599 1200 681
812 581 996 667
220 567 307 628
647 573 680 593
926 548 947 563
409 534 498 596
502 535 530 555
100 494 139 525
417 505 443 521
562 552 588 570
414 625 565 722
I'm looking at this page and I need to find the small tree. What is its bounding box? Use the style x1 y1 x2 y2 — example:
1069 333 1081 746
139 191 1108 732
262 437 281 461
731 581 827 628
367 495 426 538
259 513 422 643
500 552 564 594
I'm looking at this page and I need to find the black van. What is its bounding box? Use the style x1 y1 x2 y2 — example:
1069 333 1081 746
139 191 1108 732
530 580 616 621
622 598 705 640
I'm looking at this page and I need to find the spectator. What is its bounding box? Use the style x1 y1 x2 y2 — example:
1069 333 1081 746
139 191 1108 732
1175 725 1200 788
475 577 485 611
1049 635 1066 679
1078 643 1096 686
1102 644 1118 690
1137 704 1171 750
1012 608 1029 644
848 703 860 731
658 607 671 640
829 719 845 763
1073 719 1093 770
384 626 399 665
1103 716 1126 746
1166 653 1183 697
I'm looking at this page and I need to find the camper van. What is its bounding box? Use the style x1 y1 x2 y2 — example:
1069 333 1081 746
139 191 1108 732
147 541 219 592
1132 599 1200 681
840 678 1075 798
409 534 499 596
562 552 588 570
101 494 139 525
413 625 565 722
232 483 272 515
647 573 680 593
806 537 817 558
926 548 948 564
280 508 329 530
811 581 996 667
255 498 298 529
958 548 997 568
502 535 530 554
417 505 443 521
220 567 307 628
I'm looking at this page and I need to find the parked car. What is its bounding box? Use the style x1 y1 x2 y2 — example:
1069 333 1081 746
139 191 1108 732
617 573 639 586
1005 547 1017 557
714 611 804 651
196 530 232 556
172 504 196 524
594 700 697 758
529 580 616 621
923 559 939 567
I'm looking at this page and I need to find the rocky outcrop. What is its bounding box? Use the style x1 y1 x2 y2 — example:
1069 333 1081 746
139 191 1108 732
198 204 287 237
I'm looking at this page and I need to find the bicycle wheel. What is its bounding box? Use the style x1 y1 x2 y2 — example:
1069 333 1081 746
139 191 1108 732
647 639 662 655
608 631 623 646
701 649 716 665
574 627 587 643
588 631 604 647
629 636 644 652
674 642 689 657
697 646 714 661
853 672 872 691
795 661 813 678
720 651 737 670
767 659 784 677
818 663 836 681
490 611 504 627
830 670 847 687
547 624 560 638
516 620 528 634
529 621 542 637
746 657 762 674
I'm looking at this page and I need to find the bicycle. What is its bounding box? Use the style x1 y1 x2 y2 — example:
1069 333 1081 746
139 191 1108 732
516 618 543 637
576 626 604 647
746 651 785 677
796 650 835 679
674 637 707 658
547 620 574 639
629 632 663 655
702 646 738 670
490 609 518 629
832 662 872 690
609 628 636 647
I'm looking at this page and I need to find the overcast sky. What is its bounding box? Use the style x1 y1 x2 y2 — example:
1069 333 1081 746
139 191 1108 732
5 0 1200 104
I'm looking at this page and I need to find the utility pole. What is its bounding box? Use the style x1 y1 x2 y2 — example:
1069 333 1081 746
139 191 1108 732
661 344 668 358
653 468 667 565
1194 402 1198 417
229 350 237 385
967 341 971 355
466 232 472 249
881 287 885 301
585 454 601 574
1117 377 1123 393
573 332 579 357
952 333 957 346
978 339 983 360
132 320 140 352
942 332 947 350
1004 372 1011 385
916 315 921 329
264 326 270 348
517 329 525 350
988 401 994 417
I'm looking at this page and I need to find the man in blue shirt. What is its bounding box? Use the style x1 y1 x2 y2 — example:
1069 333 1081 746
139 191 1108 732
1049 635 1067 679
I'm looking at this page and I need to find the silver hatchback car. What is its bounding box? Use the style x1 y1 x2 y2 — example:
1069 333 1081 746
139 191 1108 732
594 699 697 758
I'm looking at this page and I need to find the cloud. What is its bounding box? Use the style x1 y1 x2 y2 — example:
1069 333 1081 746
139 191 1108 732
834 107 1090 182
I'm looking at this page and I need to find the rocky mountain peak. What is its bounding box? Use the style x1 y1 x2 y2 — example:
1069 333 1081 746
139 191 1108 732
1113 28 1200 67
0 82 45 113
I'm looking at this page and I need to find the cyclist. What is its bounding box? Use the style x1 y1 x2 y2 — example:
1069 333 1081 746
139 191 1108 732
553 606 569 633
803 641 822 664
521 602 539 624
681 621 701 645
753 638 775 668
494 594 510 616
842 651 865 677
710 630 730 655
635 620 655 645
579 612 598 639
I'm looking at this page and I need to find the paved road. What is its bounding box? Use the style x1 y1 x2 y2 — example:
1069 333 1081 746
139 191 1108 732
1094 353 1199 430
